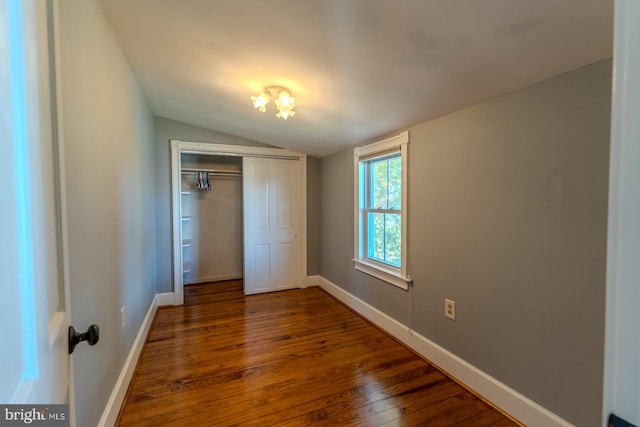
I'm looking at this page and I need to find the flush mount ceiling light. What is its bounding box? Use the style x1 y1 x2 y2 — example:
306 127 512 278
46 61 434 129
251 85 296 120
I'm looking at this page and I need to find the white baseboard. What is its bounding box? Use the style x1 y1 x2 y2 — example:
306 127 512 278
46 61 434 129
304 275 321 287
318 276 572 427
97 294 161 427
155 292 175 306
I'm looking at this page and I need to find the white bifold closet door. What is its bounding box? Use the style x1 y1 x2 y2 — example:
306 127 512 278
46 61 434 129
243 157 302 295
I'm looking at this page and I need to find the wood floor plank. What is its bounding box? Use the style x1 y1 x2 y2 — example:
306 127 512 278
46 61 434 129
117 280 521 426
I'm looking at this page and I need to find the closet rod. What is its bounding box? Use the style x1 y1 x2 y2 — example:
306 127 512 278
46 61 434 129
181 168 242 175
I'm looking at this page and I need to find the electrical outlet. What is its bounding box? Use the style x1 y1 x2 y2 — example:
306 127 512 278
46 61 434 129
120 306 126 331
445 299 456 321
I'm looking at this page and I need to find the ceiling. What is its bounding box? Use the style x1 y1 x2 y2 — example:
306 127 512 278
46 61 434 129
99 0 613 158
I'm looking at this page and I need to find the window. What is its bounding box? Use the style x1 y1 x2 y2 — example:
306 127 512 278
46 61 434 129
365 154 402 267
354 132 411 289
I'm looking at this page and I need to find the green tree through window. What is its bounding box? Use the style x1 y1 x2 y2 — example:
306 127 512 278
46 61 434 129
366 154 401 267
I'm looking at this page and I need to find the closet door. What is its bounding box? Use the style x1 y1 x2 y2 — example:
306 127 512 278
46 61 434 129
243 157 301 294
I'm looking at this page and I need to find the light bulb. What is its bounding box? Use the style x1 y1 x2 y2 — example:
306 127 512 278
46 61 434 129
252 86 296 118
251 92 269 112
275 91 294 109
276 109 296 120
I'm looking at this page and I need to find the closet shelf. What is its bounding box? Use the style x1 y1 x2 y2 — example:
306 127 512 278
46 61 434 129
182 239 192 247
182 262 192 274
181 191 191 195
181 216 191 221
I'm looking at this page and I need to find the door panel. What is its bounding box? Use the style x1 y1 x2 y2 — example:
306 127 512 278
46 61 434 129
252 244 271 293
272 243 294 289
253 162 270 231
243 157 301 295
0 0 71 405
274 165 292 229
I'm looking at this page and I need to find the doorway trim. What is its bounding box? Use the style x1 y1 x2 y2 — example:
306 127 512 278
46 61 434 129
170 140 307 305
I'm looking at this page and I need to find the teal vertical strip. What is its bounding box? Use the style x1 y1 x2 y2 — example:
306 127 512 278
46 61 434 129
9 0 39 381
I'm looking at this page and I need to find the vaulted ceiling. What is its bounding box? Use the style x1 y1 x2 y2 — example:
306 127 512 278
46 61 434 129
99 0 613 157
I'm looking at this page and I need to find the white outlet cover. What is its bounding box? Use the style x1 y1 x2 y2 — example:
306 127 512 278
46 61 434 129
445 298 456 321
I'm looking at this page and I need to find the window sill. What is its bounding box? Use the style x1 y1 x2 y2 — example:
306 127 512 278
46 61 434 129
352 259 412 290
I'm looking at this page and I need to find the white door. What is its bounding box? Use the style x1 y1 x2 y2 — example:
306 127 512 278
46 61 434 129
0 0 71 407
243 157 302 294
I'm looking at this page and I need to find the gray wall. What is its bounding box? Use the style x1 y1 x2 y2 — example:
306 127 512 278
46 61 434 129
320 59 611 427
307 156 321 275
59 1 156 426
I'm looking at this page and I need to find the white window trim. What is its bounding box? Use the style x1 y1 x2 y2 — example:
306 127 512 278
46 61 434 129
353 131 411 290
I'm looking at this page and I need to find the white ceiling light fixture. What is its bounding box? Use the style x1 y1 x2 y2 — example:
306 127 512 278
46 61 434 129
251 85 296 119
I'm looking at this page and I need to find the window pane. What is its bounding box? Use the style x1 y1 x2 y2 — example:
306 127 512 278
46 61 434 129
367 212 401 268
384 213 401 267
387 156 402 209
367 212 384 261
370 159 388 209
369 155 401 210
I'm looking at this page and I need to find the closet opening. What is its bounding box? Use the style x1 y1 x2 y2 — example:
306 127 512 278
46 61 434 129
180 154 243 286
170 141 307 305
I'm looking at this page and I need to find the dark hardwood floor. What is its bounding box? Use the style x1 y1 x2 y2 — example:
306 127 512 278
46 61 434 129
117 280 520 426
